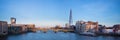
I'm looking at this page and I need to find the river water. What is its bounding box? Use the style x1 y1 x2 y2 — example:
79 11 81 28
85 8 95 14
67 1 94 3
1 30 120 40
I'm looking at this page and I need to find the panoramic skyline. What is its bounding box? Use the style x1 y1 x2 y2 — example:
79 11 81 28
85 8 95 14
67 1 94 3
0 0 120 27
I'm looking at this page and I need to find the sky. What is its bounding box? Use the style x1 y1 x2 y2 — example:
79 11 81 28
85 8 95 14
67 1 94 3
0 0 120 27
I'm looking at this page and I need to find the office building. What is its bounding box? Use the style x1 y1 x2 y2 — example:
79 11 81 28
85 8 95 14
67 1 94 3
0 21 8 35
11 17 16 24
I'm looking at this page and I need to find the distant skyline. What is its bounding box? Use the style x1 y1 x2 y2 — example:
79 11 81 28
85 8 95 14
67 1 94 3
0 0 120 27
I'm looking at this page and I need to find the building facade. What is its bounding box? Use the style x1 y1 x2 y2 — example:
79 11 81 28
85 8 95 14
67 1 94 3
75 20 98 33
8 24 35 34
25 24 35 32
113 24 120 34
0 21 8 35
8 24 27 34
75 20 86 33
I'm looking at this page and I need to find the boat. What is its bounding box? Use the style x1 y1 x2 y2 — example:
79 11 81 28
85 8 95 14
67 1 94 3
78 32 97 36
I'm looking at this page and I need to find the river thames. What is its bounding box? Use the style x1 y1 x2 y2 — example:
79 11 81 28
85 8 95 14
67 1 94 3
1 30 120 40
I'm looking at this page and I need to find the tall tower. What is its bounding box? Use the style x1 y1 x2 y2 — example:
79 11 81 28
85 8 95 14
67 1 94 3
11 17 16 24
69 9 73 27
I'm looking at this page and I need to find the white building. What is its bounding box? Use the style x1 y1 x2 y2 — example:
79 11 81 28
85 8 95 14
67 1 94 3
75 20 86 33
75 20 98 34
0 21 8 35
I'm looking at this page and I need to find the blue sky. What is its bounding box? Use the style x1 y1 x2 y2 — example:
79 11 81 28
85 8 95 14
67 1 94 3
0 0 120 27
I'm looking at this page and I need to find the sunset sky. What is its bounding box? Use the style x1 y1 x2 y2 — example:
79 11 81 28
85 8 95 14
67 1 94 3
0 0 120 27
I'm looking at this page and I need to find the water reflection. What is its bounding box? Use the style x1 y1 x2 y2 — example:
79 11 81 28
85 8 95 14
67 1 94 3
0 30 120 40
0 36 7 40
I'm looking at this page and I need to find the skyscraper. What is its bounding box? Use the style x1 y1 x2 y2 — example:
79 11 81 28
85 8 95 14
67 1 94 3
69 9 73 27
11 17 16 24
